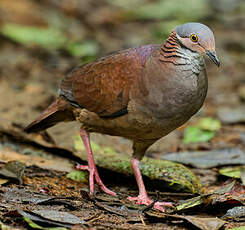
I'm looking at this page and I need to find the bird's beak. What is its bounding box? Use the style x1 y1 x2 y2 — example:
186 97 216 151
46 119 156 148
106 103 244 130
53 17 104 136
206 50 220 67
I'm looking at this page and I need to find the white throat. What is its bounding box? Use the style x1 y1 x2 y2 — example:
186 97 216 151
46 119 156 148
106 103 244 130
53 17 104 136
177 47 205 75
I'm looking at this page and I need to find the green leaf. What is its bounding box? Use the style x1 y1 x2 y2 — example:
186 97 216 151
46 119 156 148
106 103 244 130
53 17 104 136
198 117 221 131
67 41 98 57
66 170 88 183
230 227 245 230
24 217 68 230
183 126 215 144
219 166 245 179
182 117 221 144
24 217 44 229
176 196 203 210
1 24 67 49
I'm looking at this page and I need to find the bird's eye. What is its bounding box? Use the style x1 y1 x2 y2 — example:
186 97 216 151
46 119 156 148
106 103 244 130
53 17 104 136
190 34 198 43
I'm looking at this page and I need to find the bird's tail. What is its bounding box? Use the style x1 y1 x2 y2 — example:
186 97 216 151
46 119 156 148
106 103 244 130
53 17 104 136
24 96 75 133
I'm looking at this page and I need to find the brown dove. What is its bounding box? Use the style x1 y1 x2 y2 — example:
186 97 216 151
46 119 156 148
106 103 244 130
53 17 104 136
25 22 220 212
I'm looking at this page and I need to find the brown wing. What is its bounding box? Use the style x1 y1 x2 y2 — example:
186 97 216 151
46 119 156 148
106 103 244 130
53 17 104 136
60 48 144 117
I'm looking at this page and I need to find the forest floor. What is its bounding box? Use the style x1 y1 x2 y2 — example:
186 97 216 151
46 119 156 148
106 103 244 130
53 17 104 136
0 0 245 229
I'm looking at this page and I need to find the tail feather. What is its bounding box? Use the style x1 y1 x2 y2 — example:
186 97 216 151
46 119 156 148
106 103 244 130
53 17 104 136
24 96 74 133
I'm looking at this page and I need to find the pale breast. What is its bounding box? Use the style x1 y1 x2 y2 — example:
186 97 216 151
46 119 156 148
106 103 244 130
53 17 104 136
127 52 208 140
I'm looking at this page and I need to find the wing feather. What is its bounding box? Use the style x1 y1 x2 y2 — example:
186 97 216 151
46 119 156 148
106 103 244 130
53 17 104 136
59 46 157 117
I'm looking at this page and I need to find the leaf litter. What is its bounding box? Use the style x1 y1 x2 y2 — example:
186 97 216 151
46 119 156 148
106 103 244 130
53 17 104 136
0 0 245 229
1 121 244 229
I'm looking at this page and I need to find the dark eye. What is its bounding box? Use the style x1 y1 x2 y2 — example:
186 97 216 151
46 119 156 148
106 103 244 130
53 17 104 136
190 34 198 43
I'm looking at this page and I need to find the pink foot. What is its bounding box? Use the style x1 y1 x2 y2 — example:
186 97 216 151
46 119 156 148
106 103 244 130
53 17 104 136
76 163 116 196
128 195 172 212
77 128 116 196
129 157 172 212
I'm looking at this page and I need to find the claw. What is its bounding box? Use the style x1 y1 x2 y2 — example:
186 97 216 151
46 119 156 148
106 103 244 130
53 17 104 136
128 195 172 212
129 157 172 212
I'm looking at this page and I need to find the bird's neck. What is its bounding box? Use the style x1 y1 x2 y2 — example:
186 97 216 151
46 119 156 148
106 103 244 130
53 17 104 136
159 31 205 74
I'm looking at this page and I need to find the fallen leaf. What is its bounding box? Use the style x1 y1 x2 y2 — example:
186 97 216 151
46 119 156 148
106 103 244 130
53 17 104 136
18 209 86 228
176 196 204 211
0 24 67 49
3 188 54 204
94 201 141 221
176 181 244 211
175 215 225 230
0 148 74 173
183 126 215 144
0 122 75 172
67 41 98 57
223 206 245 220
0 178 9 185
183 117 221 144
211 180 245 205
32 210 86 225
23 216 67 230
66 170 88 183
219 166 245 181
0 161 26 184
213 180 237 195
230 226 245 230
198 117 221 131
162 148 245 169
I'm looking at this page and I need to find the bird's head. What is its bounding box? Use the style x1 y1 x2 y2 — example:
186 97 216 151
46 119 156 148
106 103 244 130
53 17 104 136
175 22 220 66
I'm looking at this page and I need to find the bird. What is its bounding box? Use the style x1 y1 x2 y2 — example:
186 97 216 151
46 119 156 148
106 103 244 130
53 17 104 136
25 22 220 212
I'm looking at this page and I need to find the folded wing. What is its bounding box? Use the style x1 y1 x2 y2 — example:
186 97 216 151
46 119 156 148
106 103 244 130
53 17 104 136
59 47 152 118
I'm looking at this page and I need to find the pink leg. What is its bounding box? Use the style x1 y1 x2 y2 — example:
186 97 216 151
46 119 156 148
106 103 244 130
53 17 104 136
76 128 116 196
128 157 172 212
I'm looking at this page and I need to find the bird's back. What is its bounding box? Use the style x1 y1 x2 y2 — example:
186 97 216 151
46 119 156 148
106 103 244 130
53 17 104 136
59 45 160 119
